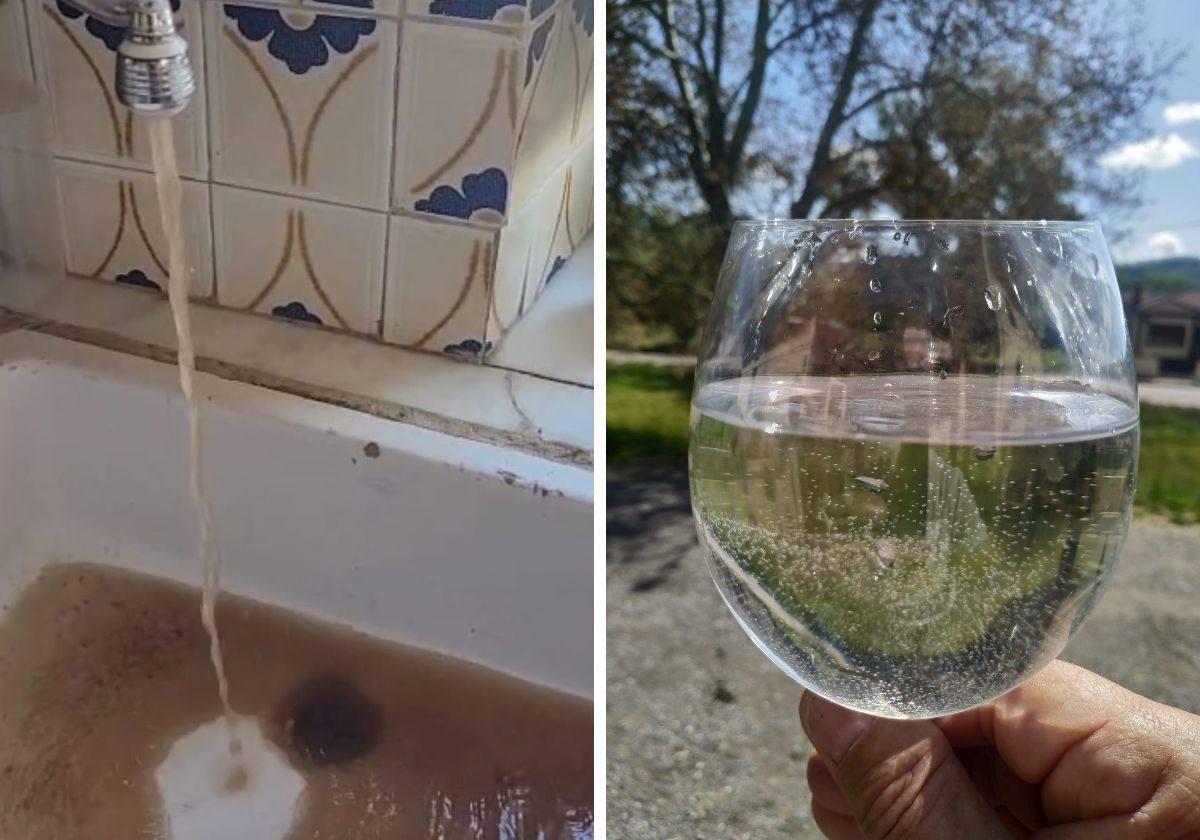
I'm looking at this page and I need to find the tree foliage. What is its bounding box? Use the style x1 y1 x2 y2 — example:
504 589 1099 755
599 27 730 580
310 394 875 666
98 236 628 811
607 0 1179 350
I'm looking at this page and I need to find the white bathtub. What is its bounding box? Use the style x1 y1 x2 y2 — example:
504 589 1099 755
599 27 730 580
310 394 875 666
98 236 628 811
0 328 592 698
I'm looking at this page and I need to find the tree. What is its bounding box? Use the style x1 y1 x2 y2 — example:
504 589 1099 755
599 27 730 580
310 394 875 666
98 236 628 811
607 0 1179 350
608 0 1177 225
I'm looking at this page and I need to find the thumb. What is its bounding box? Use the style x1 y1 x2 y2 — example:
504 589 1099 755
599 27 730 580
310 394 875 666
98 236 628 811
800 691 1010 839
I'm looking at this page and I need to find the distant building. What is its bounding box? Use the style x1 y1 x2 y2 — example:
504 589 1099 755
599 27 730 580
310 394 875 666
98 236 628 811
1123 287 1200 378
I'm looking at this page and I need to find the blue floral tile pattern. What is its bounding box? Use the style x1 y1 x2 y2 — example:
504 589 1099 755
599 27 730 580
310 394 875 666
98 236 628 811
56 0 181 51
443 338 492 359
223 6 376 75
544 255 566 285
428 0 522 21
525 15 553 85
272 301 324 324
414 168 508 220
573 0 592 34
115 269 162 291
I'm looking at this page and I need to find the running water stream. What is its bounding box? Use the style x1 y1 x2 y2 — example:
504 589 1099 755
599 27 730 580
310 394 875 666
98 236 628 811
147 117 242 775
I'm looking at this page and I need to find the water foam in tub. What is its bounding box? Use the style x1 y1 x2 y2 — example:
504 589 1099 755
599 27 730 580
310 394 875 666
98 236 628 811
157 715 305 840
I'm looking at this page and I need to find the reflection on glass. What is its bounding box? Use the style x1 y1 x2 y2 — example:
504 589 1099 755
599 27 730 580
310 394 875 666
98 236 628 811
689 220 1139 718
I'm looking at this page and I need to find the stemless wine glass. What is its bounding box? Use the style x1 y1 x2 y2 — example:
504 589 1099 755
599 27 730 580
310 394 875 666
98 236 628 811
688 220 1139 719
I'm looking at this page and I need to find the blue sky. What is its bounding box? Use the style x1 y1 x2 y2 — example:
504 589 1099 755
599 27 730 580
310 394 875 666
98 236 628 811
1101 0 1200 263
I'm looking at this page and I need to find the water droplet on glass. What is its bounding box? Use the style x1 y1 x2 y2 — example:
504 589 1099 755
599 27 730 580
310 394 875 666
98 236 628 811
893 231 902 241
1089 254 1101 277
902 231 912 245
972 446 996 462
863 245 878 265
936 238 950 252
873 311 883 326
984 286 1000 311
869 278 882 293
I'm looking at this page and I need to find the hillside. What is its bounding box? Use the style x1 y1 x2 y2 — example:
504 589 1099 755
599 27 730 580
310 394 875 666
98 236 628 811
1116 257 1200 292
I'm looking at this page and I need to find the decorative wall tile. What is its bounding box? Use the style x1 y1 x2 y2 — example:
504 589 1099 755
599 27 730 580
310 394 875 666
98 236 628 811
383 215 496 356
392 20 520 224
511 5 587 205
212 184 385 333
556 132 592 271
206 3 397 208
53 158 214 296
304 0 400 17
488 133 589 345
406 0 554 27
1 0 35 83
29 0 208 177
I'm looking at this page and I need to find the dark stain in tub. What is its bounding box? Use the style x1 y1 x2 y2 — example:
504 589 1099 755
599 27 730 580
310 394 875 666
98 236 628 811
273 674 382 766
362 442 380 459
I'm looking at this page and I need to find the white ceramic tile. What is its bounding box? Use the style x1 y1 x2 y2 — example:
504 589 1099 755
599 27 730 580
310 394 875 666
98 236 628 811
486 135 585 342
206 3 397 208
212 184 385 333
489 236 591 386
392 20 520 224
510 7 577 206
1 0 35 83
559 132 592 258
54 158 214 296
405 0 555 27
29 0 208 176
383 214 496 356
568 0 593 138
487 188 536 341
303 0 398 17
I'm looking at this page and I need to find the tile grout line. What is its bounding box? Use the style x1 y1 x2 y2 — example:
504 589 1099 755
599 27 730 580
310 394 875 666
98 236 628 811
198 0 220 302
58 268 594 389
377 11 406 338
52 151 532 236
192 0 558 34
20 0 39 86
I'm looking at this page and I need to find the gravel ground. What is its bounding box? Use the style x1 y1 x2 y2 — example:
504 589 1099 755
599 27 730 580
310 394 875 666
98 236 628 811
606 463 1200 840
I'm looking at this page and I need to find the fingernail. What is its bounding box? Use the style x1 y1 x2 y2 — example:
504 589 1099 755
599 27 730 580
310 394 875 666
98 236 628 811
800 692 873 765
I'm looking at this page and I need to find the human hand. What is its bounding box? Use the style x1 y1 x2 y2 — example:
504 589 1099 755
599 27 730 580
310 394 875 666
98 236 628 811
799 660 1200 839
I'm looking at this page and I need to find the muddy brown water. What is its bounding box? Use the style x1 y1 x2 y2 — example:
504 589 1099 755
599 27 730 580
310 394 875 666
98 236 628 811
0 563 592 839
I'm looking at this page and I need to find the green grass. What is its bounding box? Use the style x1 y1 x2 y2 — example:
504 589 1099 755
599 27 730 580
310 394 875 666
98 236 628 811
608 362 1200 523
1137 403 1200 523
606 363 693 462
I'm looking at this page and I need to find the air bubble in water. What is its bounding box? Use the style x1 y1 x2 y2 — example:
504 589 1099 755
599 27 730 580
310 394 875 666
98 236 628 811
873 311 883 326
902 231 912 245
867 349 881 361
893 231 902 241
863 245 878 265
936 238 950 252
972 446 997 461
984 286 1000 311
869 278 882 293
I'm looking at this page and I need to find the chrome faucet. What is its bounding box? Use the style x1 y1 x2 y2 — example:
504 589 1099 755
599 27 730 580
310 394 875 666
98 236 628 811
69 0 194 116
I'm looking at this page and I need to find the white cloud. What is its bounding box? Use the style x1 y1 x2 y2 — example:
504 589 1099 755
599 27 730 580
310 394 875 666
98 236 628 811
1149 231 1184 257
1164 102 1200 125
1099 134 1200 170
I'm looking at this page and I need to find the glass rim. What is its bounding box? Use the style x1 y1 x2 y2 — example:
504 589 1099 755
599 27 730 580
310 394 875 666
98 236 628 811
730 218 1101 232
